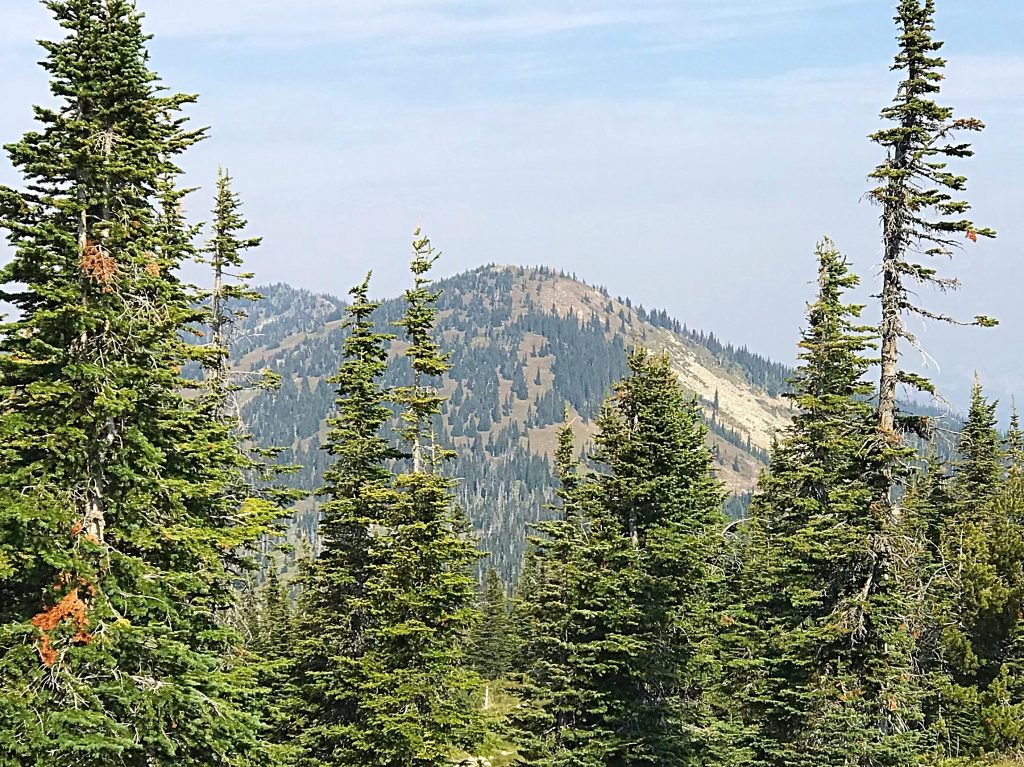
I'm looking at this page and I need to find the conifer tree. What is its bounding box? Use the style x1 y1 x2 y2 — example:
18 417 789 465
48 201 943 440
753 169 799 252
978 470 1024 755
870 0 996 437
911 382 1024 759
1005 408 1024 466
365 231 482 764
468 566 516 681
514 354 738 766
0 1 279 764
295 235 481 767
510 419 637 767
739 239 921 767
291 272 399 765
249 565 298 765
591 350 738 765
952 379 1004 514
200 169 262 392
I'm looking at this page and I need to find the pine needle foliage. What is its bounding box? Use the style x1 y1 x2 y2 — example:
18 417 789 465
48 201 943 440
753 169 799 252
908 383 1024 759
199 169 264 391
468 567 516 681
294 236 482 767
869 0 996 437
292 271 401 765
0 1 279 764
513 352 738 766
739 239 922 767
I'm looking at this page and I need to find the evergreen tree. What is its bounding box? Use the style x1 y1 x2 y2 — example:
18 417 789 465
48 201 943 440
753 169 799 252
292 272 399 765
295 234 482 767
513 353 738 766
870 0 996 437
200 169 263 393
363 231 482 765
738 239 921 767
590 349 738 765
952 379 1004 514
910 382 1024 759
468 566 516 681
250 565 298 765
510 419 633 767
1005 407 1024 465
0 1 278 764
978 469 1024 755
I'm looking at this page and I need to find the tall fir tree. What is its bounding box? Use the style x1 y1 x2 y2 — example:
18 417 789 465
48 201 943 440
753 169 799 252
366 230 483 765
590 349 738 766
0 1 279 764
870 0 995 438
200 169 262 393
292 271 400 765
513 353 739 766
510 418 637 767
738 239 922 767
295 234 482 767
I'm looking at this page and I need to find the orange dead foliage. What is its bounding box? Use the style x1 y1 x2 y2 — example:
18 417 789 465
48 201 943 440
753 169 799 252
80 240 117 290
31 586 94 667
144 252 161 277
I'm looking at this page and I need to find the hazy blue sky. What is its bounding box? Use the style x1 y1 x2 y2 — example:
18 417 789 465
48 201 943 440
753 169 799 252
1 1 1022 412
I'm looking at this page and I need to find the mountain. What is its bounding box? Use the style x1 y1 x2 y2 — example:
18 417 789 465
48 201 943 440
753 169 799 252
233 265 796 579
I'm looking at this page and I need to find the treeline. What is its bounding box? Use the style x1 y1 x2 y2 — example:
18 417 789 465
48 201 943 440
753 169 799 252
2 2 1022 767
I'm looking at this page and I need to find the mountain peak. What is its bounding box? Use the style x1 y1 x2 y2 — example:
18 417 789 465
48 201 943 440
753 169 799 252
238 266 793 577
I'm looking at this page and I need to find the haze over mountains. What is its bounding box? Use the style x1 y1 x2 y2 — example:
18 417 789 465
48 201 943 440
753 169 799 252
234 265 798 578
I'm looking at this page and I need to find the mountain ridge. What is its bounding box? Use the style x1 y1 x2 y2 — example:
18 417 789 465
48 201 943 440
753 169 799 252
233 264 798 578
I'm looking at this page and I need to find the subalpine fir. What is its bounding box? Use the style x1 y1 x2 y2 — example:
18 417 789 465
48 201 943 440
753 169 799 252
200 169 263 393
294 234 481 767
513 352 739 766
870 0 995 438
738 239 922 767
908 382 1024 758
468 566 516 681
0 1 280 765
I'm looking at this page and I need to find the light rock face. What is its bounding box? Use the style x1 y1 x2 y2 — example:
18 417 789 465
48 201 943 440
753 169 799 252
230 265 793 577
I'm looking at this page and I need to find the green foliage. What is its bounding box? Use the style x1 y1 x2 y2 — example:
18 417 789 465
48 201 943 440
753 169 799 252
512 353 741 766
234 564 299 766
199 169 264 387
468 567 516 680
906 382 1024 760
870 0 995 434
293 238 482 767
0 1 279 764
737 239 922 767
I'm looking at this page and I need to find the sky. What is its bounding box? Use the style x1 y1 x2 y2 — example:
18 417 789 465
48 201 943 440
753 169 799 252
1 0 1022 413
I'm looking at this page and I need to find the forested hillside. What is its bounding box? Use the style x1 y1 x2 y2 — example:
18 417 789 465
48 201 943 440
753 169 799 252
233 265 792 577
3 2 1022 767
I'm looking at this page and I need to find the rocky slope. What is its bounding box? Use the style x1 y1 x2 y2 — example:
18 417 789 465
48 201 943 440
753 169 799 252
233 265 794 579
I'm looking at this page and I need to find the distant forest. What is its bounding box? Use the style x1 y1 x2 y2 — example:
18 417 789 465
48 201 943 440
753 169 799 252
1 2 1021 767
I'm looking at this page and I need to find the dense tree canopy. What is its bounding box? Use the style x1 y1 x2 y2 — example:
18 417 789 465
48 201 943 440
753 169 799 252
0 1 1018 766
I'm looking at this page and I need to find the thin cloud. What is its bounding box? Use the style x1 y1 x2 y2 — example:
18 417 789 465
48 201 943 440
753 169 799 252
73 0 873 48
